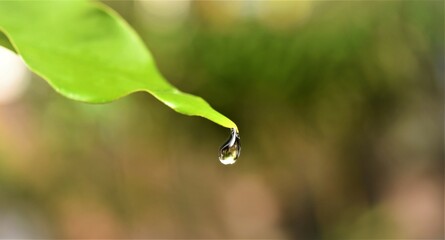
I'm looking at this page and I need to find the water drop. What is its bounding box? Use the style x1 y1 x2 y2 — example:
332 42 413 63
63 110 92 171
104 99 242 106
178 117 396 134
219 128 241 165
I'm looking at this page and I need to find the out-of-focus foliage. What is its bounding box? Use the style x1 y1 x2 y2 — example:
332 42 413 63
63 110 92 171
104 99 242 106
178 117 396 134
0 32 14 52
0 0 443 239
0 1 236 129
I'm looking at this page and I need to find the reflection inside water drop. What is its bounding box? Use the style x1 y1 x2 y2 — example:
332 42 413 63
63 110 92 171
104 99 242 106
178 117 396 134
219 128 241 165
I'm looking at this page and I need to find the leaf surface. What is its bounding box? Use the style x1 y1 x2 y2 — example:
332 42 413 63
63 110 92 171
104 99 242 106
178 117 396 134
0 1 237 130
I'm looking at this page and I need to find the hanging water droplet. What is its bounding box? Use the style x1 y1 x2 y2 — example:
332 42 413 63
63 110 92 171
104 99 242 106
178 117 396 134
219 128 241 165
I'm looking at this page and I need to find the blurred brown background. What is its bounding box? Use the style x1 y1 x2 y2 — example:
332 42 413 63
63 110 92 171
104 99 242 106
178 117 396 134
0 0 443 239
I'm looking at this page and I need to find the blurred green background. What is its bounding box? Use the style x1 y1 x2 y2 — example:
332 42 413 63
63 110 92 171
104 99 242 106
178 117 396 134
0 0 443 239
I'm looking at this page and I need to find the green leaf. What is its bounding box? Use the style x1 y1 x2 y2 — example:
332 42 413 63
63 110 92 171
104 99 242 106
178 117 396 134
0 0 237 130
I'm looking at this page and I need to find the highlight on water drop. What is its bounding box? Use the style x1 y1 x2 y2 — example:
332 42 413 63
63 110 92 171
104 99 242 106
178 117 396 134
218 128 241 165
